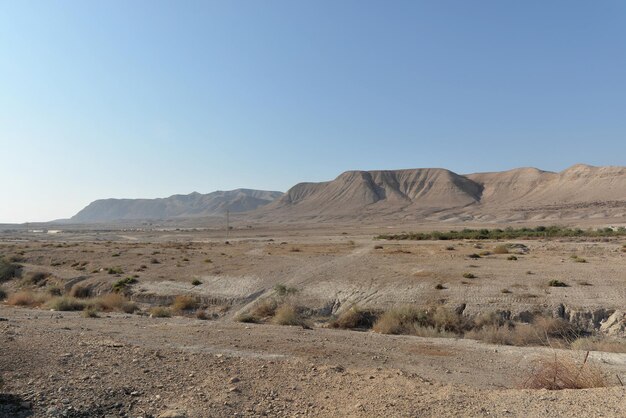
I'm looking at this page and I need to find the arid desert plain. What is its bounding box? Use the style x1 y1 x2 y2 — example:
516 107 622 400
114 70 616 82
1 219 625 418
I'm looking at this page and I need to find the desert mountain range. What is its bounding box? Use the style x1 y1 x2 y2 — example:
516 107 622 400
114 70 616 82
71 189 283 222
71 164 626 223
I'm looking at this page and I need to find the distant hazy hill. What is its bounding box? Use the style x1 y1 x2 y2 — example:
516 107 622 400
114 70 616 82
253 165 626 222
72 189 283 222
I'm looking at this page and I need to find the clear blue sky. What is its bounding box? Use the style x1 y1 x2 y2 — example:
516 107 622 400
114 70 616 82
1 1 625 223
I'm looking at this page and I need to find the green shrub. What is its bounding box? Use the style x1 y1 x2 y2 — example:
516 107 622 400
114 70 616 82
235 313 258 323
507 255 518 261
462 272 476 279
274 283 298 296
0 259 22 282
107 266 124 275
0 287 7 300
112 276 137 292
191 279 202 286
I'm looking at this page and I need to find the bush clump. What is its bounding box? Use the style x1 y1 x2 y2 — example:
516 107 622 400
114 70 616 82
112 276 138 292
0 259 22 282
274 283 298 296
149 306 171 318
46 296 86 311
94 293 137 313
107 266 124 275
521 354 607 390
329 306 378 329
272 303 304 326
548 279 568 287
171 295 199 312
23 271 49 287
7 291 48 307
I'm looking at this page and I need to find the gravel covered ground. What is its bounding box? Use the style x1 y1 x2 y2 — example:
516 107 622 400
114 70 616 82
1 306 625 418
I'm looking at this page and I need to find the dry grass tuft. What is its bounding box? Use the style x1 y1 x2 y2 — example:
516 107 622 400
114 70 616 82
373 305 431 335
94 293 138 313
272 303 304 326
250 298 278 318
171 295 199 312
571 337 626 353
329 306 378 329
69 284 91 298
149 306 171 318
46 296 87 311
7 291 49 307
521 353 607 390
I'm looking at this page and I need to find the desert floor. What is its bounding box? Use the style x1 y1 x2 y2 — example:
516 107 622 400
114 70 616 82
0 226 625 417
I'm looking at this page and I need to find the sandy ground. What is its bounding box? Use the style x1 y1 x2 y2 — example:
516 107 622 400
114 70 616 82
1 306 625 417
0 227 625 417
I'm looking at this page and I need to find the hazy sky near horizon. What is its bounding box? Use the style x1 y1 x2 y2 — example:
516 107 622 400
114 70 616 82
1 1 625 223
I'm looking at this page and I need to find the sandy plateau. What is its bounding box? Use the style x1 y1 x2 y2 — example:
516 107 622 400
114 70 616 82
1 225 625 417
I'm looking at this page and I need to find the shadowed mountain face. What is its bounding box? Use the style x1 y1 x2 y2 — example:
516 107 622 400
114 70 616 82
71 189 283 222
256 165 626 222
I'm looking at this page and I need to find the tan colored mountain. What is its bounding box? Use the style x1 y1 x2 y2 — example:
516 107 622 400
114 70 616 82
255 164 626 223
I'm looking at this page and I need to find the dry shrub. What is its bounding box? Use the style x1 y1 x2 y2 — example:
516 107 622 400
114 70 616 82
272 303 304 326
46 296 86 311
149 307 171 318
250 298 278 318
412 325 456 338
69 284 91 298
7 291 49 307
330 306 378 329
94 293 137 313
466 325 517 345
467 316 579 347
171 295 199 312
432 307 467 332
373 305 430 335
195 309 209 320
83 307 100 318
533 317 579 341
521 353 607 390
571 337 626 353
493 245 509 254
23 271 49 286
